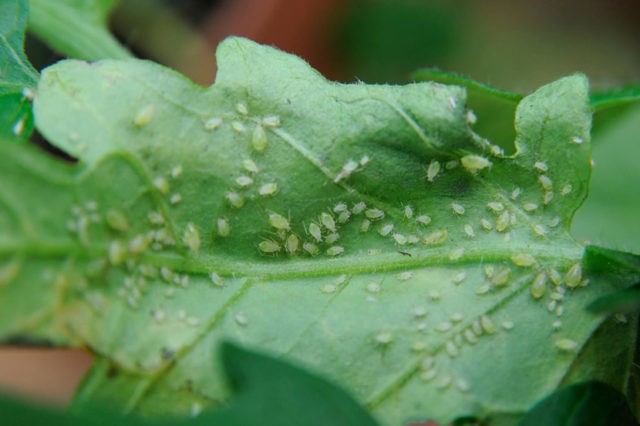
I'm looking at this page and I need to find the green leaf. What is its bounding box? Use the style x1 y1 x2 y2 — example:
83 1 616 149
0 0 37 140
411 69 522 150
591 85 640 112
585 247 640 314
518 381 637 426
572 104 640 253
1 342 379 426
28 0 132 60
0 38 637 425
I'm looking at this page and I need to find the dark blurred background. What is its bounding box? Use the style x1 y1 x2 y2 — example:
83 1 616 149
5 0 640 409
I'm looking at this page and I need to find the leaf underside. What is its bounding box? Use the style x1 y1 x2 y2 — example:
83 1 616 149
0 38 637 425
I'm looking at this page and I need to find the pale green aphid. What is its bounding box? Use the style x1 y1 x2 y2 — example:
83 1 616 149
133 104 154 127
259 182 278 197
426 160 441 182
451 202 465 215
379 223 394 236
182 222 201 253
217 218 231 237
242 159 259 173
531 271 547 299
365 208 385 220
375 331 393 345
490 267 511 286
423 229 448 245
258 240 281 254
511 253 537 267
269 212 290 230
461 154 492 171
326 246 345 256
565 262 583 288
285 234 299 254
302 242 319 256
106 209 129 232
153 176 170 194
480 315 497 334
487 201 504 213
555 338 578 351
252 124 268 151
320 212 336 232
308 222 322 242
226 191 245 208
416 215 432 226
235 175 254 187
209 272 224 287
204 116 222 130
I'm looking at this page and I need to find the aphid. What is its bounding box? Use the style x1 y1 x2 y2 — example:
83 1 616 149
411 341 428 352
490 267 511 286
531 271 547 299
321 284 337 294
235 313 248 326
379 223 394 236
548 268 563 286
461 154 492 171
480 218 493 231
129 234 150 254
496 211 510 232
236 102 249 115
487 202 504 213
413 306 428 318
549 216 561 227
416 215 432 226
523 203 538 212
204 117 222 131
303 242 319 256
533 223 548 237
153 176 170 194
209 272 224 287
235 175 254 187
451 312 464 323
552 320 562 331
420 369 438 382
252 125 267 151
538 175 553 191
308 223 322 242
407 235 420 244
466 109 477 124
398 271 414 281
502 321 514 330
169 193 182 204
242 159 259 173
366 282 381 293
490 144 504 156
452 272 467 284
403 205 414 219
555 338 578 352
337 210 351 224
571 136 584 145
365 208 385 220
326 246 345 256
451 202 465 215
436 321 453 332
133 105 154 127
333 203 348 213
445 160 459 170
511 253 536 267
334 160 359 183
543 191 554 205
360 219 371 232
360 155 370 166
475 284 490 295
285 234 300 254
547 300 558 312
428 290 441 300
480 315 497 334
510 187 522 200
258 240 281 254
232 121 246 133
464 224 475 238
449 247 464 261
393 233 407 245
262 115 280 127
446 341 459 358
565 262 582 288
561 184 572 196
225 191 244 209
352 201 367 214
464 329 478 344
183 222 201 253
259 183 278 197
325 233 340 244
423 229 448 245
108 241 127 265
269 213 290 230
436 374 452 390
320 212 336 232
448 95 457 109
426 160 441 182
106 209 129 232
534 161 548 173
375 331 393 345
148 211 164 225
